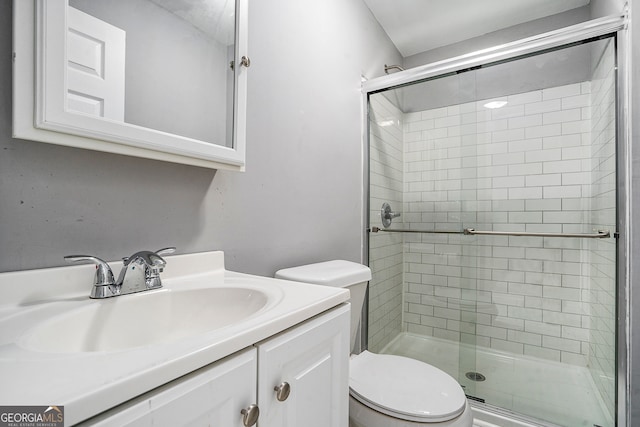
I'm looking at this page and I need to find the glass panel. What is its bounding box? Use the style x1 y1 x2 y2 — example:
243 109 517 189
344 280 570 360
367 36 617 427
368 71 476 390
367 89 406 354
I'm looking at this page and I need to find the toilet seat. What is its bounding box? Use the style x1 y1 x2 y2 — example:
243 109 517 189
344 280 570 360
349 351 467 423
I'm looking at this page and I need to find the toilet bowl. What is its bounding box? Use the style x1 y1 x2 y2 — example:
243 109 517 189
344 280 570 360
275 260 473 427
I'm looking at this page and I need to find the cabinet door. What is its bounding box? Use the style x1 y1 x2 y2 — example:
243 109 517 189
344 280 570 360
82 348 257 427
257 304 350 427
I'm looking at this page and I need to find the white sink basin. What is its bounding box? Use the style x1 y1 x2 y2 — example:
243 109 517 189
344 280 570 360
20 287 269 353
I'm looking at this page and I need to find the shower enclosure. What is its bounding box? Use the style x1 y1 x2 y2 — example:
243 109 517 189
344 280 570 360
364 17 625 427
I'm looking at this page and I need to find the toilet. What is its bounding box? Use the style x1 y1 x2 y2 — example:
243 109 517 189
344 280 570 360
275 260 473 427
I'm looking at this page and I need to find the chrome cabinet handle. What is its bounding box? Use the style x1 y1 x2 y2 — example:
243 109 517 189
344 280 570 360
240 404 259 426
274 382 291 402
240 56 251 67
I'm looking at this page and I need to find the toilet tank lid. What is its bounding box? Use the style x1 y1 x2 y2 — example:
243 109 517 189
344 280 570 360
275 260 371 288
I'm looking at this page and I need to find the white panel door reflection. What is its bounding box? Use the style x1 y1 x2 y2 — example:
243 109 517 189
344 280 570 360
67 6 125 120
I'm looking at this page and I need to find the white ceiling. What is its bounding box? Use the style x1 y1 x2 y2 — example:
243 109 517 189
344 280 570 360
149 0 235 45
363 0 591 57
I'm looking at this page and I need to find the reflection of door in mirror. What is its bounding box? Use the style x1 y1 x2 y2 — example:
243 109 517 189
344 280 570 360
69 0 235 148
67 7 126 121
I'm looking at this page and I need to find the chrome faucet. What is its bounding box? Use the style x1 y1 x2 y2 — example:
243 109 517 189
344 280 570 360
65 247 176 298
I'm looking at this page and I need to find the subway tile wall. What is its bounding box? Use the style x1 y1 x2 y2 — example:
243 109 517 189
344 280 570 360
402 73 616 371
402 79 600 365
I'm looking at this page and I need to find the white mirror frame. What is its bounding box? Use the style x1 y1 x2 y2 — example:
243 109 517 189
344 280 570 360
13 0 248 171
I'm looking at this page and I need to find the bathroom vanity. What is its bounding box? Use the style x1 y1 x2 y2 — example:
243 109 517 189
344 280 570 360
0 251 350 426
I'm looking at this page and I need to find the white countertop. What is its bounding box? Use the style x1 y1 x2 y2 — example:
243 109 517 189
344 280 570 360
0 251 349 425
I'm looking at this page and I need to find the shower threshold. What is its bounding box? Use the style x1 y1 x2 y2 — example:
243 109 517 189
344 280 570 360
380 332 612 427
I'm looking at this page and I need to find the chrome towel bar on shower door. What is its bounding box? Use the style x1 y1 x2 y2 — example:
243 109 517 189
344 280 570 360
370 227 612 238
463 228 611 238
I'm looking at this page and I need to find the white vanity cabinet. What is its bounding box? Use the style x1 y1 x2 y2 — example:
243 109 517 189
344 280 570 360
79 304 349 427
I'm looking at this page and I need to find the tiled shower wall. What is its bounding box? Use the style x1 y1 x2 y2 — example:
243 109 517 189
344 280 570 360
367 94 404 353
400 71 617 412
368 40 616 420
402 81 600 366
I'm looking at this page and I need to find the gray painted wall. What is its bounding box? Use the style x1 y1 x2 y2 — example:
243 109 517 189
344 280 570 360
392 7 593 121
591 0 626 18
0 0 401 275
403 6 591 69
396 41 592 113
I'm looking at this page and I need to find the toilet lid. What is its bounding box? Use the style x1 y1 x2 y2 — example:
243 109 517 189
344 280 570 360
349 351 467 423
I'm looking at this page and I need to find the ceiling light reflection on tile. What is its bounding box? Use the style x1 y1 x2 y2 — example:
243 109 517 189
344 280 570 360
483 101 508 109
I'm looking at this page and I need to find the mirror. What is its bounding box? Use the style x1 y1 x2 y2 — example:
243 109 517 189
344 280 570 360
13 0 248 170
67 0 236 148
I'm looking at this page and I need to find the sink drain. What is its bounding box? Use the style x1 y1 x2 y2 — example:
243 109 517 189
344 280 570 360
465 371 486 382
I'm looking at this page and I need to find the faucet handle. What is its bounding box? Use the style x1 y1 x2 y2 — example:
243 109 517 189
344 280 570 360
155 247 176 257
148 248 176 273
149 247 176 274
119 247 176 292
123 247 176 267
64 255 115 286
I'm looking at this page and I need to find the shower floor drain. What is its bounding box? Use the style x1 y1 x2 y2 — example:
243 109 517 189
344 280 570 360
465 372 486 382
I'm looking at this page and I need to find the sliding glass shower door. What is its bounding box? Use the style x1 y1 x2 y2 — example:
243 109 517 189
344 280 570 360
367 35 617 427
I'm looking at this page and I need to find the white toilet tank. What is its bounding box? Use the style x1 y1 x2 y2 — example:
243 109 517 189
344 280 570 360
275 260 372 351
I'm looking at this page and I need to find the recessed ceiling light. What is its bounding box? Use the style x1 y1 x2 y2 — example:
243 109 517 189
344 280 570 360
483 101 508 109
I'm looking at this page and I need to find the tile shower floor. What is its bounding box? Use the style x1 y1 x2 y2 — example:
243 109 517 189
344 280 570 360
381 333 612 427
